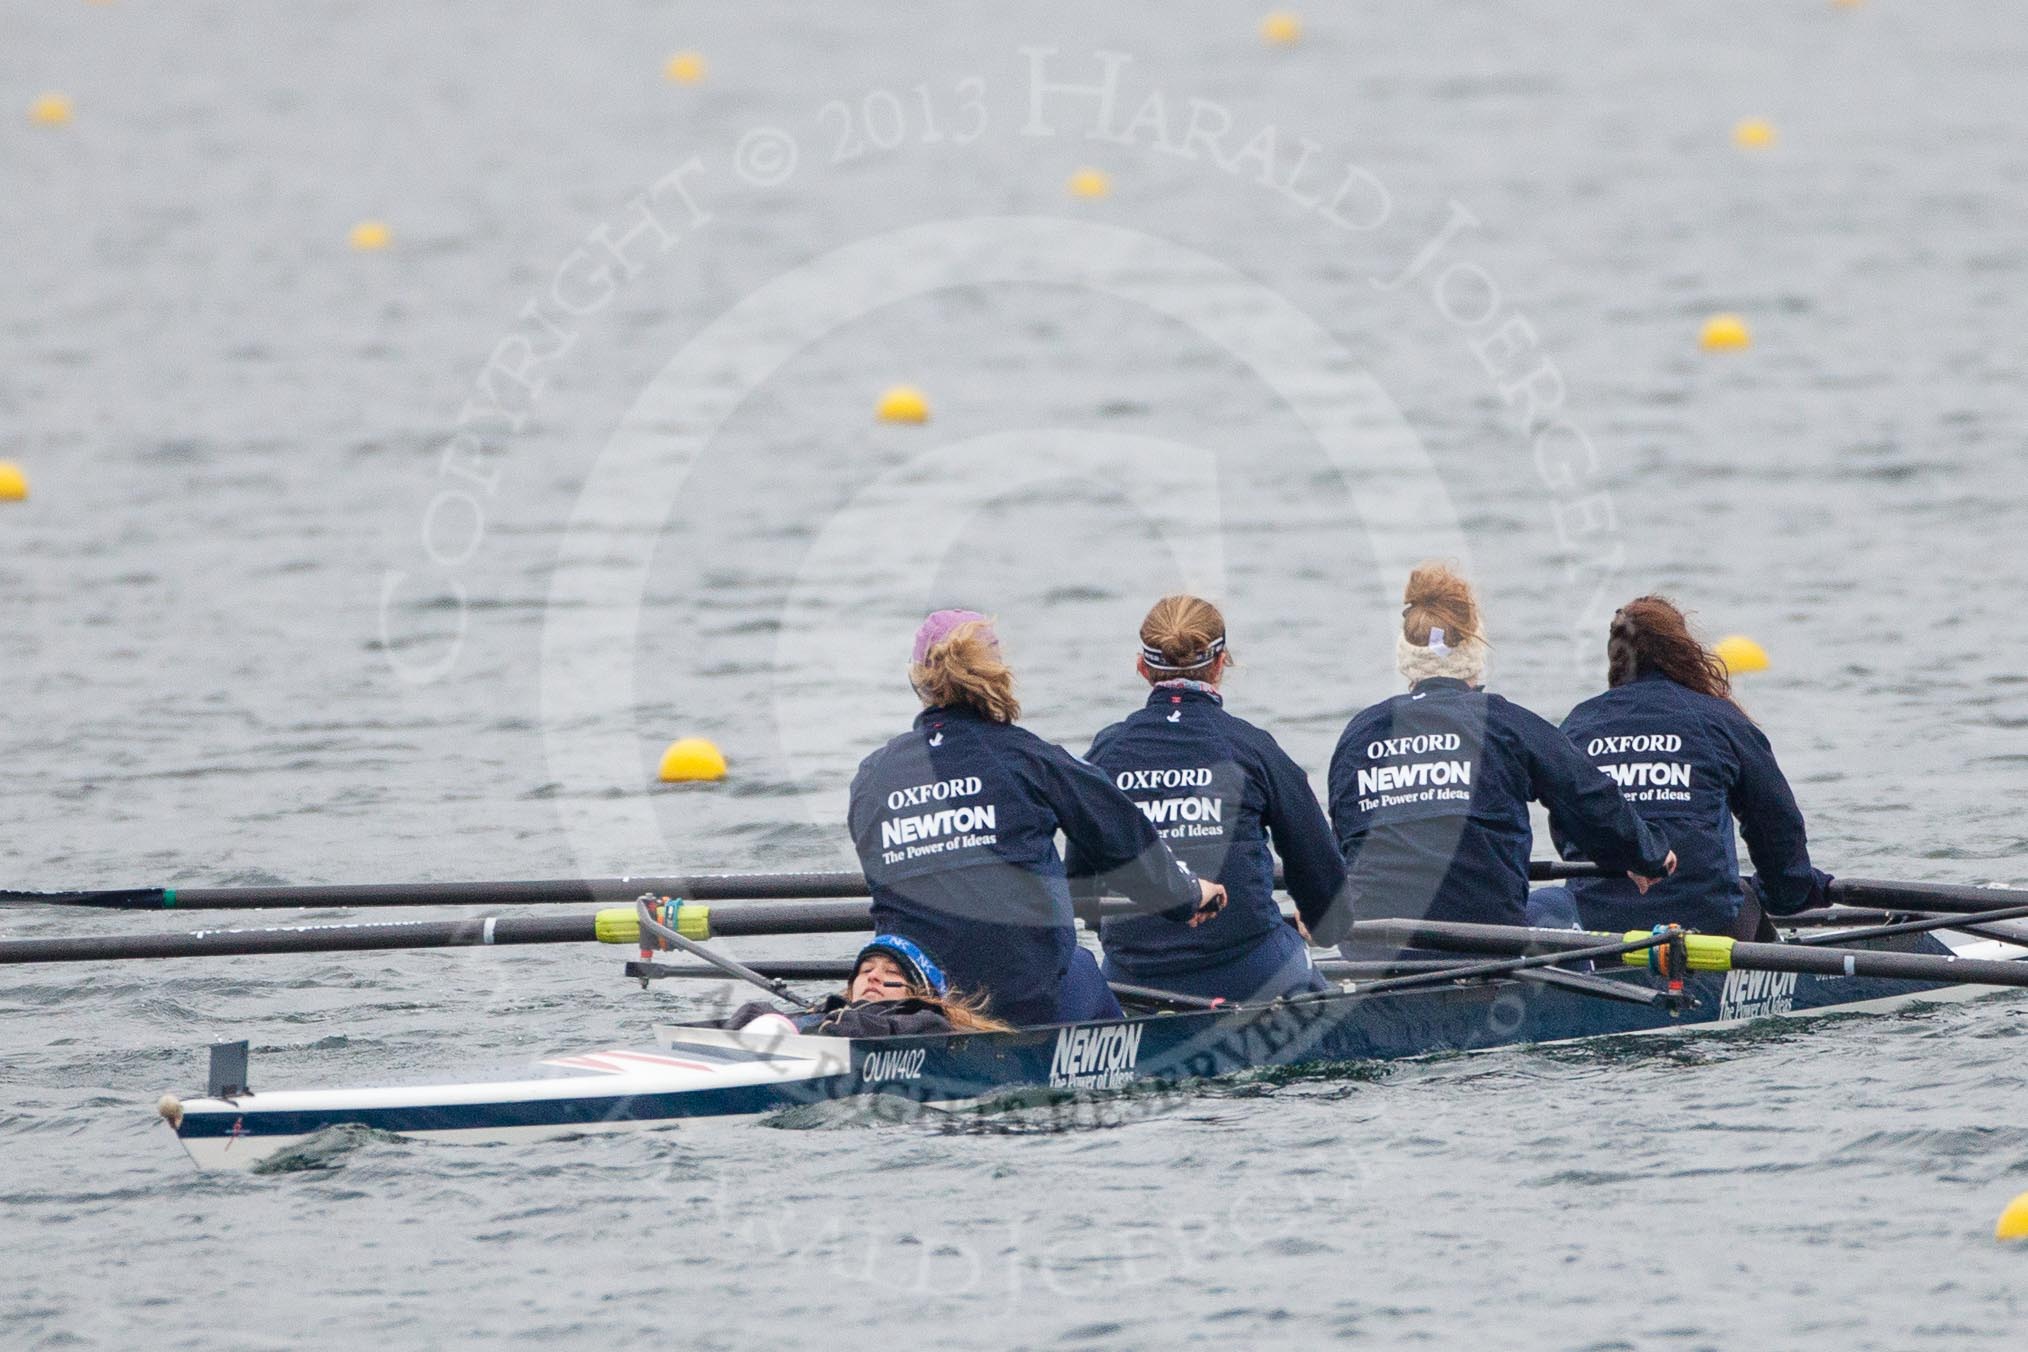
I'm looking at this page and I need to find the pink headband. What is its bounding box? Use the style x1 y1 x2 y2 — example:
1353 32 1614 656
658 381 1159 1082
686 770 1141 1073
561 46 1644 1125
911 609 994 664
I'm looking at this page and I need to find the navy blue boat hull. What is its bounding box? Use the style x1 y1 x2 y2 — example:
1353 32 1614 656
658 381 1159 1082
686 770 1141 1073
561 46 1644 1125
168 931 2006 1168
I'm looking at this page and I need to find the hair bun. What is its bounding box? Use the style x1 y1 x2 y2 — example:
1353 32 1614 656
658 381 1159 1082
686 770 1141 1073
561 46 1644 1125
1401 562 1480 646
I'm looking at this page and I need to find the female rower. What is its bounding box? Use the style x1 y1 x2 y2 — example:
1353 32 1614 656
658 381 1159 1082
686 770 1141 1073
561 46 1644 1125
730 934 1011 1038
1539 596 1831 939
1327 563 1675 941
1069 596 1348 1001
847 610 1227 1026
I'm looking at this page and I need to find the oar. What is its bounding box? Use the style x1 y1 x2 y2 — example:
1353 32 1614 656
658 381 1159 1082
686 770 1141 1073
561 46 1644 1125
14 880 2028 974
1354 918 2028 990
13 882 2028 970
0 913 630 965
1332 928 1684 998
1313 958 1667 1006
0 872 880 912
1827 878 2028 915
628 959 855 984
0 899 878 965
1106 981 1227 1011
1792 901 2028 947
634 894 816 1010
0 861 1609 912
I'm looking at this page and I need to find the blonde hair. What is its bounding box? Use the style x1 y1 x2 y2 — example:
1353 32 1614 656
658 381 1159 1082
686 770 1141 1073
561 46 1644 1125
1138 595 1232 682
836 968 1013 1033
1401 562 1482 647
930 990 1013 1033
910 619 1020 723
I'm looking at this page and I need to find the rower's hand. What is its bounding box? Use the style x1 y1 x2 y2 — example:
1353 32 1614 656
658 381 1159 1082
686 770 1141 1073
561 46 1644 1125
1627 850 1679 895
1187 880 1228 928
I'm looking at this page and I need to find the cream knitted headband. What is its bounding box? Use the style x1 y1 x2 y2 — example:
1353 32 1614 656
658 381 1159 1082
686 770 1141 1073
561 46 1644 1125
1396 625 1488 686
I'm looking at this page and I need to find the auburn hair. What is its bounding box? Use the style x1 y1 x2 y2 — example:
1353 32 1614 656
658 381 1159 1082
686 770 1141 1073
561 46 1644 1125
910 619 1020 723
1138 594 1233 681
1401 562 1482 646
1607 596 1734 701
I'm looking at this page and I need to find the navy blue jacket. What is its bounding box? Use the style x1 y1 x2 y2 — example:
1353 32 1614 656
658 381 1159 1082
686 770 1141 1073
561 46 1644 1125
1555 671 1826 933
1069 686 1351 973
1328 678 1672 928
848 704 1203 1025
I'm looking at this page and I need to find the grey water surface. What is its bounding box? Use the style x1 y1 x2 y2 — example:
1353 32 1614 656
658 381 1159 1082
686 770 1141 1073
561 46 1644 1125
3 1 2026 1347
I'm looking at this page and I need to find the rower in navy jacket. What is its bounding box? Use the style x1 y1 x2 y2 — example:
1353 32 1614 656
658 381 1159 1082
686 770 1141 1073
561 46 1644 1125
1538 596 1832 939
848 610 1227 1026
1068 596 1350 1002
1327 563 1675 945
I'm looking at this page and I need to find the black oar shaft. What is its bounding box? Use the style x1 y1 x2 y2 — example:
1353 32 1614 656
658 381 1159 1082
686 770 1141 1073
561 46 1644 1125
2 862 1606 912
1107 982 1225 1010
0 914 608 964
0 873 881 912
1355 918 2028 991
0 900 887 965
628 960 856 983
1341 929 1675 997
1828 878 2027 915
1352 919 1605 959
704 900 880 936
1795 902 2028 946
1729 939 2028 989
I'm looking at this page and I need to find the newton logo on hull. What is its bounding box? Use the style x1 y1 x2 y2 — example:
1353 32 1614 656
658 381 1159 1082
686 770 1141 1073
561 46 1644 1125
1049 1023 1144 1091
1718 969 1798 1021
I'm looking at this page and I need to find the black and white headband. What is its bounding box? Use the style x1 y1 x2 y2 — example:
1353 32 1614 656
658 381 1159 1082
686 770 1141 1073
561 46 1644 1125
1140 635 1227 672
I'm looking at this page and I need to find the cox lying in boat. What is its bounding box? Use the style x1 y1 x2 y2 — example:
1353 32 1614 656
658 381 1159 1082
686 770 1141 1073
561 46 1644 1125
729 934 1012 1038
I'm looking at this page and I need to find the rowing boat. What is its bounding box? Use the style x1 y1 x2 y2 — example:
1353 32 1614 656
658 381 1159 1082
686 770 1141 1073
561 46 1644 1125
158 923 2027 1172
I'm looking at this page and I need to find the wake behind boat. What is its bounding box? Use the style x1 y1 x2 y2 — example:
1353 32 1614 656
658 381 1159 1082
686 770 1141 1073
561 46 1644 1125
159 920 2028 1172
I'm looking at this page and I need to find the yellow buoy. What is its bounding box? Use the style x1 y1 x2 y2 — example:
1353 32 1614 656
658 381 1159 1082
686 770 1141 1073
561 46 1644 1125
348 220 392 251
1700 313 1752 352
875 385 931 424
658 737 727 783
0 462 28 502
1067 167 1112 199
28 92 73 126
1714 635 1770 675
1996 1191 2028 1242
1733 117 1776 150
1260 11 1303 46
664 51 707 84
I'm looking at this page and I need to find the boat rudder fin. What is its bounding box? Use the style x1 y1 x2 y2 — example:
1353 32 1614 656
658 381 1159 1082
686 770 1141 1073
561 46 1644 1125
207 1039 252 1098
